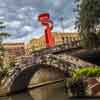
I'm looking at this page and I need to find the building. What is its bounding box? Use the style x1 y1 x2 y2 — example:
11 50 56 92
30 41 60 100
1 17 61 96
27 32 80 54
3 43 25 57
53 32 80 45
26 37 45 54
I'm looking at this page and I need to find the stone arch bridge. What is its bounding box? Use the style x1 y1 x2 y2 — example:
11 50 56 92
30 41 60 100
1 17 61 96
1 41 98 95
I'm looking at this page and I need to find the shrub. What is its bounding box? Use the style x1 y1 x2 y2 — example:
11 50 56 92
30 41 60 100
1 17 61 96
65 67 100 96
66 78 87 96
73 67 100 78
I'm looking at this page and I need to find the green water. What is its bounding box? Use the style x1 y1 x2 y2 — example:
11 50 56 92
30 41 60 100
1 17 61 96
0 82 68 100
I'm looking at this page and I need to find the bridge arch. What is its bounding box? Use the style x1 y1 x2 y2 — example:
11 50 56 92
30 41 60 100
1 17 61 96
10 64 65 93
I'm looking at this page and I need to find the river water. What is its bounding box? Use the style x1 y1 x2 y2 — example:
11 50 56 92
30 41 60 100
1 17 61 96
0 81 68 100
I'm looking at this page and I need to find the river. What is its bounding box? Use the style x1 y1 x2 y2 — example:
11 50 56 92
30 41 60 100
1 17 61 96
0 81 68 100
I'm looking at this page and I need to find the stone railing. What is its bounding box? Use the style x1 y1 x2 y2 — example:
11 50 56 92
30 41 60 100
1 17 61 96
31 39 81 55
14 51 98 73
56 53 98 67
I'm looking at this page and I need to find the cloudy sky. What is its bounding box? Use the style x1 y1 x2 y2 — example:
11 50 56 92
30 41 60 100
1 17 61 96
0 0 77 43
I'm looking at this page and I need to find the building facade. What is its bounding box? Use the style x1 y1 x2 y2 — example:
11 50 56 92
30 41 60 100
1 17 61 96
3 43 25 57
27 32 80 54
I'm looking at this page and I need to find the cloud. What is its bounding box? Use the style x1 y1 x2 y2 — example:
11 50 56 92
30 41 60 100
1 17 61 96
0 0 76 43
0 1 7 7
0 16 5 20
64 25 77 32
8 20 21 28
3 37 29 43
0 10 4 15
21 26 33 32
53 24 77 33
17 14 24 19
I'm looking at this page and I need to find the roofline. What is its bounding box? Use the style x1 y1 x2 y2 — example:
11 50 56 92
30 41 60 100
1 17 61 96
3 43 25 45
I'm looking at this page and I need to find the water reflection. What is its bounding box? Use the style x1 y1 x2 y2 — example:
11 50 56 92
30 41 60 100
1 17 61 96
0 82 68 100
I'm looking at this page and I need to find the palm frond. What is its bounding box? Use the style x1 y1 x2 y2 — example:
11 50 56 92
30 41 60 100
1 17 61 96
0 32 10 37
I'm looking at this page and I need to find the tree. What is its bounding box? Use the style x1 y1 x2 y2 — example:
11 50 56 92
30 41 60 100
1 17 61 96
74 0 100 48
0 22 10 73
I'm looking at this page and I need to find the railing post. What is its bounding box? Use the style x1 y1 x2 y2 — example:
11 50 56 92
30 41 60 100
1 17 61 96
66 37 70 48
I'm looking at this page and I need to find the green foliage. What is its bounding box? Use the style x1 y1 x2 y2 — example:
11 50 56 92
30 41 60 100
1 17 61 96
66 67 100 96
73 67 100 78
66 78 87 96
75 0 100 33
0 22 6 29
80 32 99 48
75 0 100 48
0 57 16 81
0 22 11 76
96 31 100 40
65 67 100 96
0 67 9 77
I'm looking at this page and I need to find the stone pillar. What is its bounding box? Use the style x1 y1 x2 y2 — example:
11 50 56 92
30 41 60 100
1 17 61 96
66 37 70 48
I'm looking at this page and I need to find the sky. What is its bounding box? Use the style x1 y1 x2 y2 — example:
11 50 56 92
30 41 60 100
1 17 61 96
0 0 77 43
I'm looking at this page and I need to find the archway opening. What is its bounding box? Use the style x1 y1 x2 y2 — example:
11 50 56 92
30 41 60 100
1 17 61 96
10 64 65 93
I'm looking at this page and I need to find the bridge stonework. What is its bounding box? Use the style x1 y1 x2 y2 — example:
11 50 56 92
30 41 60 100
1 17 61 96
1 41 98 95
2 52 97 93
